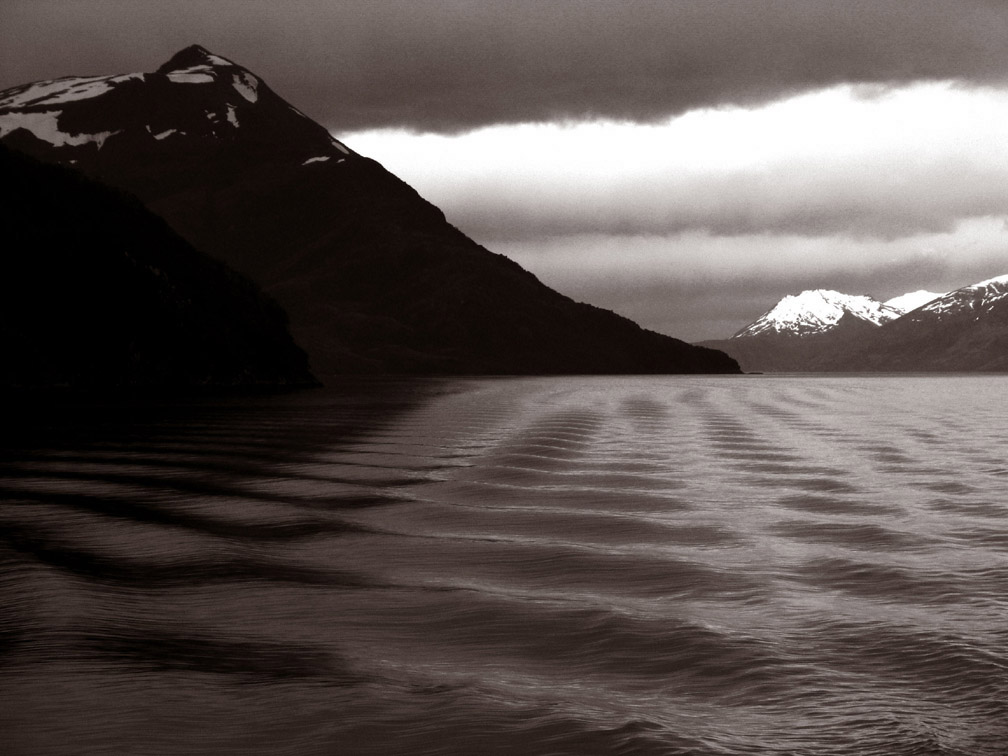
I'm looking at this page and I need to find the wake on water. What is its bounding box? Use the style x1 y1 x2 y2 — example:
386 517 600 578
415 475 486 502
1 376 1006 755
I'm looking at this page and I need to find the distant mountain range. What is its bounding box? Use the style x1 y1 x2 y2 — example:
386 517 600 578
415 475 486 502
0 45 738 380
701 277 1008 372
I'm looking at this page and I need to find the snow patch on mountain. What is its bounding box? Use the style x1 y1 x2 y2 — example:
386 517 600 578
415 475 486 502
167 69 216 85
0 76 110 107
233 72 258 103
734 289 901 338
884 289 944 314
0 74 145 109
302 155 330 165
40 78 116 104
0 110 119 148
204 53 234 67
974 273 1008 289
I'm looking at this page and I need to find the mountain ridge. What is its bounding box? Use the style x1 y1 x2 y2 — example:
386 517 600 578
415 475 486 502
884 289 945 314
913 275 1008 321
701 277 1008 372
0 46 739 377
733 289 902 338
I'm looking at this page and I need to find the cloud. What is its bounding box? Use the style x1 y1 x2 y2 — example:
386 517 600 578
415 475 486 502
6 1 1008 132
495 219 1008 341
343 83 1008 242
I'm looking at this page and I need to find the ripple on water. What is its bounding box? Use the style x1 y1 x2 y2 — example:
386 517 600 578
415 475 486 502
2 376 1008 755
770 520 934 552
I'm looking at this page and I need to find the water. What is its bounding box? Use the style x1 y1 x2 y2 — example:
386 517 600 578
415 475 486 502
1 376 1007 755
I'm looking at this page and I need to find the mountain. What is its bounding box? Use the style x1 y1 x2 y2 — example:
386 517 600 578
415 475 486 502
733 289 901 338
697 289 900 372
884 289 944 314
842 275 1008 371
0 144 315 390
701 278 1008 372
910 275 1008 321
0 45 738 376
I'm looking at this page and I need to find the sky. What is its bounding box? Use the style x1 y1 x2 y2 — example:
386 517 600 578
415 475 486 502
5 1 1008 340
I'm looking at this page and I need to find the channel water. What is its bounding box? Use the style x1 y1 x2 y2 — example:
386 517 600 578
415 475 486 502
1 375 1006 755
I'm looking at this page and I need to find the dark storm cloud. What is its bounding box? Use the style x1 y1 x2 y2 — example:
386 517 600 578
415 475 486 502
5 0 1008 132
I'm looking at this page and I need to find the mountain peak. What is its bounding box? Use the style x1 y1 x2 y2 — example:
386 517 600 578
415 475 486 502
0 43 352 170
916 273 1008 320
157 44 236 73
884 289 944 314
0 49 739 376
973 273 1008 288
733 288 900 338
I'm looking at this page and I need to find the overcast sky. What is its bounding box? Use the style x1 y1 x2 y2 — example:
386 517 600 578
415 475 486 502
6 1 1008 340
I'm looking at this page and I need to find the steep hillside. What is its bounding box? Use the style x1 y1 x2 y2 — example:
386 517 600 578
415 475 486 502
843 276 1008 371
0 45 738 376
0 144 315 390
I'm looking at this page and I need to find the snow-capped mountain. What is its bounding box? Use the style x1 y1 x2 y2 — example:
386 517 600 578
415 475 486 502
911 275 1008 321
702 275 1008 372
733 289 901 338
884 289 944 314
0 46 738 376
0 45 352 167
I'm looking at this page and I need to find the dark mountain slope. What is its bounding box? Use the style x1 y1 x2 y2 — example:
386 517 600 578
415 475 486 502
0 45 738 376
0 144 315 389
834 277 1008 371
700 313 888 373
